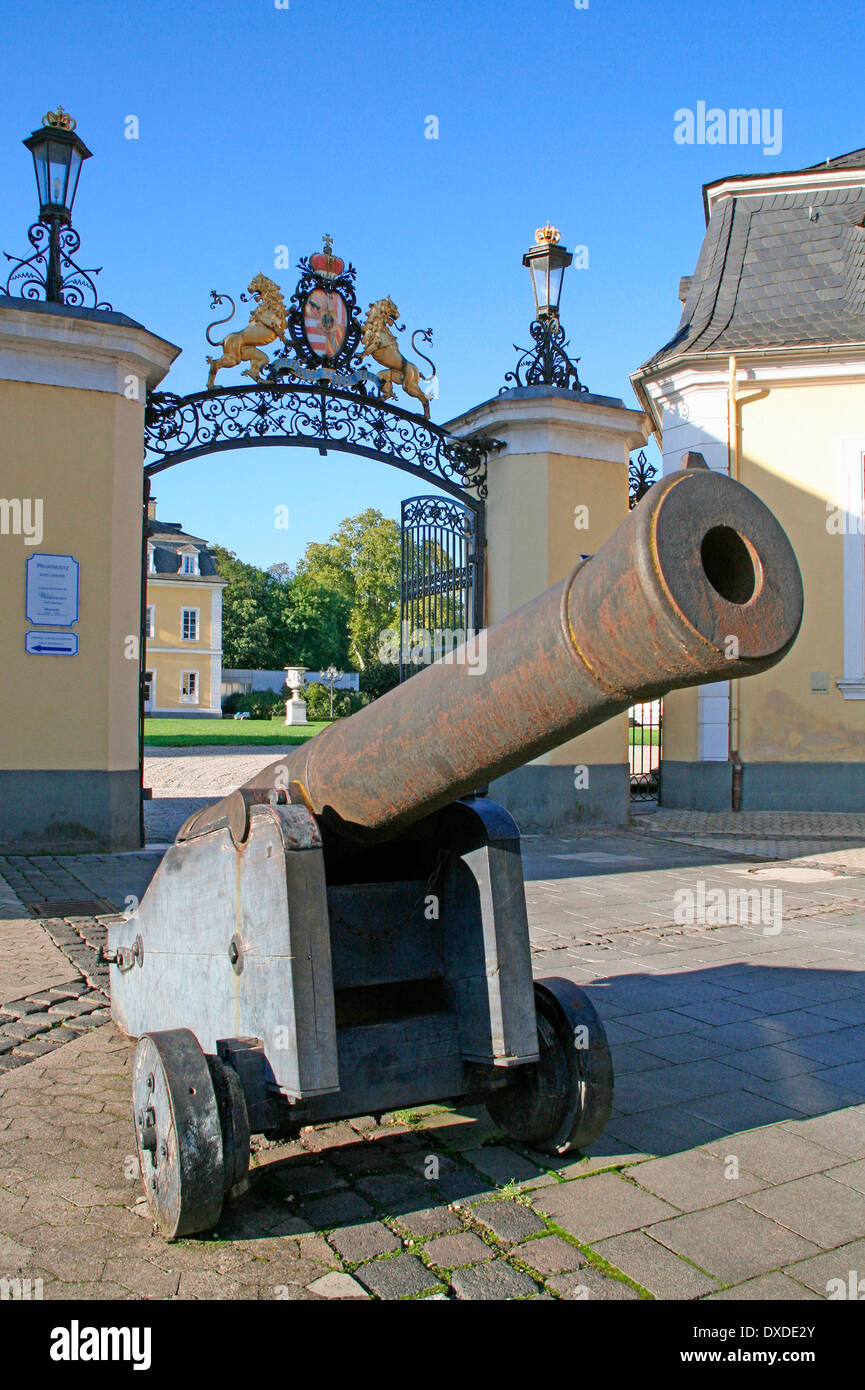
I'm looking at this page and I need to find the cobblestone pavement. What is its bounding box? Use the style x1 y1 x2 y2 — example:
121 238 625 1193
2 779 865 1299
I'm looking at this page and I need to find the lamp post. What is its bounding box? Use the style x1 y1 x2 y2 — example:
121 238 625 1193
501 222 586 393
24 106 91 302
2 107 110 309
322 664 344 719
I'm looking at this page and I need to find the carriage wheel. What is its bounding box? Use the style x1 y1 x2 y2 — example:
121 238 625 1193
486 978 614 1154
133 1029 235 1239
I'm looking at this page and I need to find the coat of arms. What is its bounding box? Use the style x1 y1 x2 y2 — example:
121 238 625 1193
203 235 437 418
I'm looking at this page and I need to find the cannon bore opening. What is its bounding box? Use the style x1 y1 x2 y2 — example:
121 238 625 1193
700 525 759 605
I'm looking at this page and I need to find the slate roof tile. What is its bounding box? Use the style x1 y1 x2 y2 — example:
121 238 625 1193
637 162 865 372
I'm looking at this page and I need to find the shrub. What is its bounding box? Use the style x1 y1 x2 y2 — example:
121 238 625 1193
361 660 401 703
221 689 285 720
304 682 332 720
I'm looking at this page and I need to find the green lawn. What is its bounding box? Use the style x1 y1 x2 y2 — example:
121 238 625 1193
629 726 660 746
144 717 330 747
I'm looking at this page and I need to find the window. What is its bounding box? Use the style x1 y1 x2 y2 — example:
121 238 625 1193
146 546 156 574
181 671 199 704
180 552 199 575
145 605 155 639
181 608 199 641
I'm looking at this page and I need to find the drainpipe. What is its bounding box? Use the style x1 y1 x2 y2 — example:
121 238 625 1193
139 475 151 846
728 356 741 810
727 355 739 479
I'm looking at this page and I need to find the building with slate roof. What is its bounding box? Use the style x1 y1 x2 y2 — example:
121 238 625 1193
144 500 226 717
630 150 865 810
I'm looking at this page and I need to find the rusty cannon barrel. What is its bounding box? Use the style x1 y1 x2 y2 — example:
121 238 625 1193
191 462 803 842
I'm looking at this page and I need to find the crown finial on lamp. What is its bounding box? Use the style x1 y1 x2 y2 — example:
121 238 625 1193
535 221 561 246
42 105 77 131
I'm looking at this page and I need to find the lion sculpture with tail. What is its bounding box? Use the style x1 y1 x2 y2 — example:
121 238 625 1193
206 273 288 389
358 297 436 419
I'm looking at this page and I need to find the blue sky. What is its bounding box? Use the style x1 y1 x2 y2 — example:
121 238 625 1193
1 0 857 568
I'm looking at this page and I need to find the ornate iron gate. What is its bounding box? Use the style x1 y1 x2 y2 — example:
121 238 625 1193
628 449 662 802
399 496 484 681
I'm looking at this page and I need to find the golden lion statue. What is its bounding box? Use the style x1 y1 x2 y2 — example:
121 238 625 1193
358 297 436 419
206 273 287 389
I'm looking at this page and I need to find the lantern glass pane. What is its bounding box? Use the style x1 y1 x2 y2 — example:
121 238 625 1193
65 148 84 208
31 145 51 208
532 261 550 314
548 264 565 313
47 138 73 207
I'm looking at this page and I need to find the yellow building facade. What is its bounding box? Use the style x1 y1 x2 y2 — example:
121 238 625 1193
0 299 178 850
144 503 225 718
631 149 865 809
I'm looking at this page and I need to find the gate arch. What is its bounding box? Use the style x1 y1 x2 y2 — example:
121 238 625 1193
138 241 499 822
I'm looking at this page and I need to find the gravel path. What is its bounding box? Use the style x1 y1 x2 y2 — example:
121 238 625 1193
144 746 291 797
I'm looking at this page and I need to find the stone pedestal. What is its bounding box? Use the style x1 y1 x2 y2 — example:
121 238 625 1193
284 666 308 725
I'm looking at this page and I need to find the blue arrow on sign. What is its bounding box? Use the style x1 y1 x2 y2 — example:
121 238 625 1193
25 630 79 656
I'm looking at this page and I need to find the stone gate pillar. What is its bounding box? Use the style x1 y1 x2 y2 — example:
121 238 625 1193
447 385 649 830
0 298 178 851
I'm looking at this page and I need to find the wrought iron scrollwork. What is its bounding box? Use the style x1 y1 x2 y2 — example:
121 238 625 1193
144 382 497 501
2 221 111 310
628 448 657 508
402 495 476 531
501 318 587 393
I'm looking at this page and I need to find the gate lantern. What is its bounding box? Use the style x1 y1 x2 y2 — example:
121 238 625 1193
2 108 109 309
524 221 572 321
503 221 586 392
24 107 91 229
109 457 804 1239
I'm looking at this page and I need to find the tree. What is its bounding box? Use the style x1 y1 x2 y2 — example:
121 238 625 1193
295 508 400 672
214 546 352 672
272 570 351 671
212 546 281 668
213 510 401 696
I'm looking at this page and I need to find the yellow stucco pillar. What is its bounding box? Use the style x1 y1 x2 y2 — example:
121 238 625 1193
0 299 178 851
447 385 649 829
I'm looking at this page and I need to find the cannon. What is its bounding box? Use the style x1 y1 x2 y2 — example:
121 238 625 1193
110 459 803 1238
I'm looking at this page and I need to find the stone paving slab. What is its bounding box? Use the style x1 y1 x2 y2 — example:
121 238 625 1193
742 1172 865 1247
705 1272 823 1300
594 1230 721 1299
646 1202 821 1284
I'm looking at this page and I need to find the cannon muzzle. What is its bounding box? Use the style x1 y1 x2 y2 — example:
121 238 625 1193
191 463 803 841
